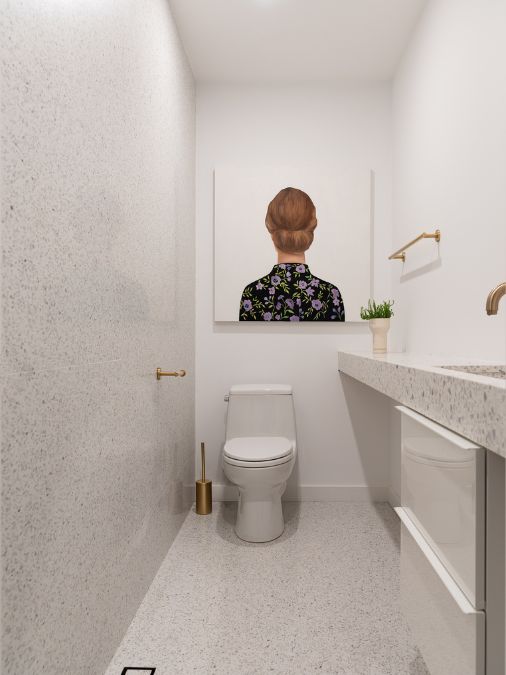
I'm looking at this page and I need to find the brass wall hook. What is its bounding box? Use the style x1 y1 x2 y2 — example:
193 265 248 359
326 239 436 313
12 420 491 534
156 368 186 380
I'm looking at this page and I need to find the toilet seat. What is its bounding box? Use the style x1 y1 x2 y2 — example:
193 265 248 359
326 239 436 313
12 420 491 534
223 436 293 465
223 454 293 468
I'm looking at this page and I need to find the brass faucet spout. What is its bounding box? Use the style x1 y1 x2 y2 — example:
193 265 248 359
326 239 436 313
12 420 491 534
486 282 506 315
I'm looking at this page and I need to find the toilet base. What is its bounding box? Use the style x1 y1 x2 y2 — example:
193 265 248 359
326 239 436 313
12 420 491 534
223 457 295 543
235 484 285 543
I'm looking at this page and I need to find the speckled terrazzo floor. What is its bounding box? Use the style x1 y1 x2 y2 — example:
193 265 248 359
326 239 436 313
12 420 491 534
105 502 429 675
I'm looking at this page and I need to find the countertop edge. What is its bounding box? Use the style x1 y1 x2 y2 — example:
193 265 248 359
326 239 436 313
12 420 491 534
337 350 506 459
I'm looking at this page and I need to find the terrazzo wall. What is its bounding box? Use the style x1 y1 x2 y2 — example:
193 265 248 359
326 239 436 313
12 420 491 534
0 1 195 673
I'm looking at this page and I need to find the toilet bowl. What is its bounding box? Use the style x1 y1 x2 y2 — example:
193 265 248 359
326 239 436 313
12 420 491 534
222 385 297 542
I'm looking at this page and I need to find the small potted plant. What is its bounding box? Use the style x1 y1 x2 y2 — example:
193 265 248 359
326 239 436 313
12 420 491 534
360 299 394 354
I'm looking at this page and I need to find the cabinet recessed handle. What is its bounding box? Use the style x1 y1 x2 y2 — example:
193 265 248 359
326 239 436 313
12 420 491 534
156 368 186 380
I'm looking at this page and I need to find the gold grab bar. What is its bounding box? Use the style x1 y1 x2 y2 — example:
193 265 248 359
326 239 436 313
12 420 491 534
389 229 441 262
156 368 186 380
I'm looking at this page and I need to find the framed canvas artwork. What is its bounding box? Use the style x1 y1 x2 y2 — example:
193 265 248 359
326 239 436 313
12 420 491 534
214 166 373 322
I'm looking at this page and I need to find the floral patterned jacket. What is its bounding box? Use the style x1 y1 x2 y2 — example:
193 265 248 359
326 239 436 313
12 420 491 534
239 263 345 321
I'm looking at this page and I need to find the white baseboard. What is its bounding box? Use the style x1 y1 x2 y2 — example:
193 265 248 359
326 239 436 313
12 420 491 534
200 483 389 503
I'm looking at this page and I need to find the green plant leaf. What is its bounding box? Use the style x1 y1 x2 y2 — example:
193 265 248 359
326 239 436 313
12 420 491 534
360 299 394 320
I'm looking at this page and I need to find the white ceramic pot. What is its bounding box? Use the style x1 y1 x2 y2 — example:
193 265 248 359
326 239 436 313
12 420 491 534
369 318 390 353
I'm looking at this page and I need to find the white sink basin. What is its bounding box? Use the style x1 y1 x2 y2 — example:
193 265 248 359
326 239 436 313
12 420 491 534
440 365 506 380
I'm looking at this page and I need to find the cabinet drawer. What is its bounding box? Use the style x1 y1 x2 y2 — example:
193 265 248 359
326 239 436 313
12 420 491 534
398 509 485 675
398 406 485 608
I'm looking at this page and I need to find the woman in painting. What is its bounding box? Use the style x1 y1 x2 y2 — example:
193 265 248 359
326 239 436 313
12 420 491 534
239 187 345 321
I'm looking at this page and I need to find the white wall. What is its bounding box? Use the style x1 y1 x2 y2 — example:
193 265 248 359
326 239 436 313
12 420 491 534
392 0 506 361
388 0 506 510
196 84 393 499
1 2 195 673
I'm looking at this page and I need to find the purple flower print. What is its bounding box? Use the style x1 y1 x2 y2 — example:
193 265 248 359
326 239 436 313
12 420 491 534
240 264 345 322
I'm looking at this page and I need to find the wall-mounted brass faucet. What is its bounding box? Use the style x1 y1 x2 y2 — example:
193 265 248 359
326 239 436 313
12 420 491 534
486 283 506 315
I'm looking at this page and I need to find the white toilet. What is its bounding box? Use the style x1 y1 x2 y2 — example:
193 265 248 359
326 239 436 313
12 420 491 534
222 384 297 542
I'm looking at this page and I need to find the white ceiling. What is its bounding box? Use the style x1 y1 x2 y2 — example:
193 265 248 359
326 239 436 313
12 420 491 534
169 0 427 83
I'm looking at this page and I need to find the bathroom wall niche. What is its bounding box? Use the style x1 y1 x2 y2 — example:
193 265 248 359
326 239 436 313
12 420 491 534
214 166 372 322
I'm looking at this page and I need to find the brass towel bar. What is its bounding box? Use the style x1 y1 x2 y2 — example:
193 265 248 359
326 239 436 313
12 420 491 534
389 229 441 262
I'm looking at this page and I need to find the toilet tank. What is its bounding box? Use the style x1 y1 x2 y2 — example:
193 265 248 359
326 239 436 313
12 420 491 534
225 384 296 443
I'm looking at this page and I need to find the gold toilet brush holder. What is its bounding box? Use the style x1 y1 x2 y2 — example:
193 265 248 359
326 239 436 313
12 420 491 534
196 442 212 515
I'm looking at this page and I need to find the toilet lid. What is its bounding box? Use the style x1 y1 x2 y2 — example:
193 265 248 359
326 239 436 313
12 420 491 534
224 436 293 462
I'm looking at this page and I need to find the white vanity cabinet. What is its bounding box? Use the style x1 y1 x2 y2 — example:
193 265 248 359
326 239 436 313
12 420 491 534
396 406 486 675
399 511 485 675
337 350 506 675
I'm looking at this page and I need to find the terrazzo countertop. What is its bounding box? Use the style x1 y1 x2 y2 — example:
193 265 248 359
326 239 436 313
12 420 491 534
338 351 506 458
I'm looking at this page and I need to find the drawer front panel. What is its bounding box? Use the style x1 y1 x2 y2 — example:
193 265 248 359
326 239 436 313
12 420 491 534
398 406 485 607
400 517 485 675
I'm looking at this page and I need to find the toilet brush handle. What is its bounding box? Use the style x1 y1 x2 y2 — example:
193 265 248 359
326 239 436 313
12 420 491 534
201 442 206 482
